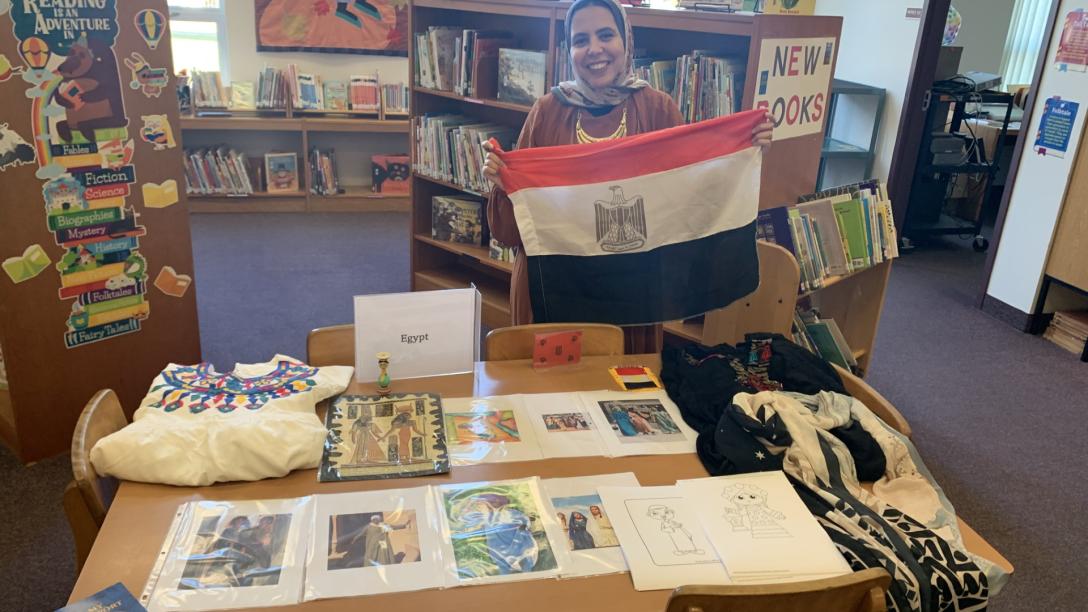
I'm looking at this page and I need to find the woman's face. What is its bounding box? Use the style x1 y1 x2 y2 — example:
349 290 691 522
569 5 625 90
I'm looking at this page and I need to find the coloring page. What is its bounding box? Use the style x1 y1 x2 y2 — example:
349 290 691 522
435 477 570 586
581 390 697 457
522 392 608 458
677 471 851 583
442 395 544 465
541 472 640 578
304 487 447 600
596 485 728 591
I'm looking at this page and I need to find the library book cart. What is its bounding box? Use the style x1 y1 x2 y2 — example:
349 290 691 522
408 0 888 375
180 103 411 214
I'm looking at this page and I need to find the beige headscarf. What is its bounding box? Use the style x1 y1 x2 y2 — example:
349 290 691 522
551 0 650 110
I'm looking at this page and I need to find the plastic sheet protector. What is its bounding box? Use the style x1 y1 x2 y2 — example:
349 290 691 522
442 395 544 465
541 472 640 578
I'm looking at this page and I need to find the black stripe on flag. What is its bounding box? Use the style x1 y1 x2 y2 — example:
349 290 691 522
527 220 760 326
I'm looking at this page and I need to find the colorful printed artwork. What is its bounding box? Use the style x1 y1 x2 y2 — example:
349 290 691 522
597 399 685 443
552 494 620 551
255 0 409 56
2 244 51 284
542 413 590 432
179 513 292 589
445 410 521 444
0 122 36 171
147 360 319 414
326 510 420 570
440 481 558 579
10 0 152 349
1057 9 1088 72
153 265 191 297
320 393 450 481
139 114 175 150
265 152 299 193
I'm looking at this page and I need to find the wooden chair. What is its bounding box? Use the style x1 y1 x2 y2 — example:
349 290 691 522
67 389 128 571
307 323 355 367
485 323 625 361
665 568 891 612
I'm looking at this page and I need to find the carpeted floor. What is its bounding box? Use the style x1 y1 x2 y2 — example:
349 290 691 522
3 213 1082 610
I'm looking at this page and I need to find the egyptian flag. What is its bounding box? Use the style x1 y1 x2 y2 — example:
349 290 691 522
496 109 763 326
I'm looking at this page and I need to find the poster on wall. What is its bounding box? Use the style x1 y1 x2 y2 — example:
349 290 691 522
1035 97 1080 158
8 0 153 349
1056 9 1088 72
255 0 409 56
753 37 837 141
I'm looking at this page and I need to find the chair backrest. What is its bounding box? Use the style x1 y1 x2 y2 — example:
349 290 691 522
485 323 625 361
698 241 801 347
307 324 355 367
71 389 127 526
665 568 891 612
63 480 99 572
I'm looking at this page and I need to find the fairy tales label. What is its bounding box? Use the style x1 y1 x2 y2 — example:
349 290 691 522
753 37 837 141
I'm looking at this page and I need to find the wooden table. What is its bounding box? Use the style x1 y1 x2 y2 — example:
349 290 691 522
69 355 1011 610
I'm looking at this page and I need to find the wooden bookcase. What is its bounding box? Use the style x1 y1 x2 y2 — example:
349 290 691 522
180 110 411 214
408 1 879 348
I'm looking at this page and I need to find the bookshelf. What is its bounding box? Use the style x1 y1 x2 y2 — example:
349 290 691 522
180 112 411 214
408 0 849 333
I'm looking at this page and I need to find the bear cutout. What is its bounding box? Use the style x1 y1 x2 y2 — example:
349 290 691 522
51 34 128 143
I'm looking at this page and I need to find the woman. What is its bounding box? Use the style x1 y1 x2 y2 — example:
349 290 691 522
587 505 619 547
349 414 386 465
627 408 654 435
483 0 773 353
382 408 425 463
567 511 596 550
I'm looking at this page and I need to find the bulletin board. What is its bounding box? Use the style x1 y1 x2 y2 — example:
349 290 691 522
0 0 200 461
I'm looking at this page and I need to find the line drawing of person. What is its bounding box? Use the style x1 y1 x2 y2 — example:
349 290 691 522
567 511 596 550
722 484 790 539
607 404 637 436
458 493 540 575
382 408 426 463
587 504 619 547
350 414 387 465
646 504 704 556
628 408 654 435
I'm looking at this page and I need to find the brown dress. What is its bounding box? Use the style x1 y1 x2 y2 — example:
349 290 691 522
487 87 684 354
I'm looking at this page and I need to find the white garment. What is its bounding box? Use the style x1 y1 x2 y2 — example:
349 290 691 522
91 354 352 486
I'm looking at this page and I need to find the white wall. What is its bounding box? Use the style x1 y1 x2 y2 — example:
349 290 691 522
953 0 1017 75
814 1 923 184
223 2 409 86
987 0 1088 314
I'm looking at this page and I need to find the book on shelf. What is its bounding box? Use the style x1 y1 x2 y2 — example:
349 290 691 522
633 57 678 97
432 195 485 246
372 154 410 194
1044 310 1088 355
462 31 514 97
264 152 300 193
413 114 516 193
309 147 342 196
489 238 517 263
191 70 227 108
349 74 380 112
256 66 287 110
381 82 409 113
414 26 516 99
229 81 255 110
296 73 323 110
758 179 898 293
498 48 547 107
673 52 746 123
793 308 858 372
323 80 349 112
182 146 256 196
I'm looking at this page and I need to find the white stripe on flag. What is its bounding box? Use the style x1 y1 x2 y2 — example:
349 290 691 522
509 147 760 258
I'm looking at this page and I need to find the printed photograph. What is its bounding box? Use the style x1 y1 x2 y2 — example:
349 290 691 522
552 494 620 551
326 510 421 571
598 399 686 444
442 482 557 579
178 513 292 589
445 410 521 444
542 413 591 432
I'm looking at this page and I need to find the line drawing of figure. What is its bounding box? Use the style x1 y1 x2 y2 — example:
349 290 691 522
628 408 654 435
722 484 790 539
567 511 596 551
382 407 426 463
349 414 387 465
646 504 704 556
587 504 619 547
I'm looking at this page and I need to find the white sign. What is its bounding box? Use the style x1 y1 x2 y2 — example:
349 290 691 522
753 37 837 141
353 288 481 382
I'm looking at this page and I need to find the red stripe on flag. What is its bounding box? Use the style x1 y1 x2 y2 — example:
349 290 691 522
497 109 764 193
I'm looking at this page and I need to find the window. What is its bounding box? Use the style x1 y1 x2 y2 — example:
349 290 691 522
167 0 230 80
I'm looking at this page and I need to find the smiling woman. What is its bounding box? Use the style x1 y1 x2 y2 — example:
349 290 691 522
481 0 773 353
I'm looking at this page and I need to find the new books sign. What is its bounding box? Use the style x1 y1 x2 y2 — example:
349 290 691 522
754 37 837 141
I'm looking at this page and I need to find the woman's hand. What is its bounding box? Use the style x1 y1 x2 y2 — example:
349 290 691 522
481 141 507 192
752 111 774 153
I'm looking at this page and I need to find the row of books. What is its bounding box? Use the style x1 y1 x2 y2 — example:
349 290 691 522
415 26 547 107
428 195 517 264
758 180 899 293
182 147 258 196
792 307 859 374
187 68 407 114
414 114 517 194
1043 310 1088 355
190 70 228 109
308 147 342 196
672 53 746 123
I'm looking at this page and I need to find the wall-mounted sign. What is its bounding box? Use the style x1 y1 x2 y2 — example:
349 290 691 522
753 37 837 141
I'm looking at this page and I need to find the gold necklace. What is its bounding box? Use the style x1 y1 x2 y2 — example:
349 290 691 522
576 107 628 144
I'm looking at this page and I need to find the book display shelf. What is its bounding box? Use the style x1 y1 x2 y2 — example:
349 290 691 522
408 0 893 365
180 105 411 214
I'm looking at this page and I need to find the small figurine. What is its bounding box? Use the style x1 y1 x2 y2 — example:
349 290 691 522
376 352 392 396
